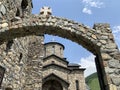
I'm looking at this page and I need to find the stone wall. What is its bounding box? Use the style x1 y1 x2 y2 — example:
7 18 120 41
0 36 28 89
0 0 32 20
68 70 86 90
0 35 44 90
25 35 44 90
94 24 120 90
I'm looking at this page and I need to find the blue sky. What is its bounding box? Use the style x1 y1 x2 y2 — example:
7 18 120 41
32 0 120 76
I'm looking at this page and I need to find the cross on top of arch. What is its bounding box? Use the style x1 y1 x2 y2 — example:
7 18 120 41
40 6 52 16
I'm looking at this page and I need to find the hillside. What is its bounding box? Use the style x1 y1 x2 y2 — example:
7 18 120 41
86 72 100 90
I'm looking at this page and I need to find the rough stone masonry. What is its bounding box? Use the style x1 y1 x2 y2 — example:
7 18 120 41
0 0 120 90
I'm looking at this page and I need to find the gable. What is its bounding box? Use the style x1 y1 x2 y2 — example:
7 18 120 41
43 54 68 67
43 73 69 86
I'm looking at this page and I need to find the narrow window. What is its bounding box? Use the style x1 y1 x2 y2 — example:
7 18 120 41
60 47 62 56
52 46 55 54
76 80 79 90
6 40 13 51
44 47 46 57
19 53 23 63
16 8 20 16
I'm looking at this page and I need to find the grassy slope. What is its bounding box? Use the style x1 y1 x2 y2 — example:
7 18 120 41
85 72 100 90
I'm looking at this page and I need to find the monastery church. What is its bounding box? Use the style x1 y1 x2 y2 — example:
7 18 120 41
42 40 86 90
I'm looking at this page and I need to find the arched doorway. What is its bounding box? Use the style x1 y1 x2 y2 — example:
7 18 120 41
43 80 63 90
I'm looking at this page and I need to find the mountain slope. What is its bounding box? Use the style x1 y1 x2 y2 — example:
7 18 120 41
86 72 100 90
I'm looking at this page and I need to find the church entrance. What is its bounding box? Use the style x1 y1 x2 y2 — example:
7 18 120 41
42 80 63 90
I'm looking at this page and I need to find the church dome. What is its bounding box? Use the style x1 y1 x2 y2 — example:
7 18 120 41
44 42 65 58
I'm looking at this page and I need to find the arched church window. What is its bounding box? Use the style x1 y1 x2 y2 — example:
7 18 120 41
19 53 23 63
60 47 62 56
6 40 13 52
16 8 20 16
52 46 55 54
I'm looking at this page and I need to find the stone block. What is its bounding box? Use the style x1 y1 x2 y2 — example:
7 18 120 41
91 34 97 39
115 69 120 75
0 23 8 28
118 64 120 69
106 43 117 49
101 53 112 60
117 87 120 90
105 67 115 74
109 84 117 90
100 40 107 44
108 59 119 68
111 76 120 86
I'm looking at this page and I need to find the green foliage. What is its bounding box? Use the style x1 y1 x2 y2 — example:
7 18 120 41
85 72 100 90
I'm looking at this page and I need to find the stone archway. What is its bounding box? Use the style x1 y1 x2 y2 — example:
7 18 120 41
43 80 63 90
0 15 120 90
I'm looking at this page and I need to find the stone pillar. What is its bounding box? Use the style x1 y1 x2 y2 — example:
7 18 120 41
93 23 120 90
24 35 44 90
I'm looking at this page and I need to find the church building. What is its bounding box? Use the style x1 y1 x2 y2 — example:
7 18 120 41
42 41 86 90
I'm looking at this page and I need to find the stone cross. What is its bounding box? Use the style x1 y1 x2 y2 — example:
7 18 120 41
40 6 52 16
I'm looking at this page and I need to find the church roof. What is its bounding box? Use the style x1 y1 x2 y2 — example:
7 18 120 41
68 63 81 67
43 63 85 71
43 63 70 71
44 42 65 50
43 54 69 64
68 63 81 70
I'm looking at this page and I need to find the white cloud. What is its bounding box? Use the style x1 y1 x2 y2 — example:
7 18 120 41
82 0 104 14
80 54 96 77
82 7 92 14
113 25 120 33
112 25 120 49
112 25 120 40
82 0 104 8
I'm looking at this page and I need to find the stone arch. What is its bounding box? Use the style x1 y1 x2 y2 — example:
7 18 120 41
42 73 69 90
0 15 120 90
43 80 63 90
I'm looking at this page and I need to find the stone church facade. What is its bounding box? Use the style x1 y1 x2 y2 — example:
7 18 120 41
43 42 86 90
